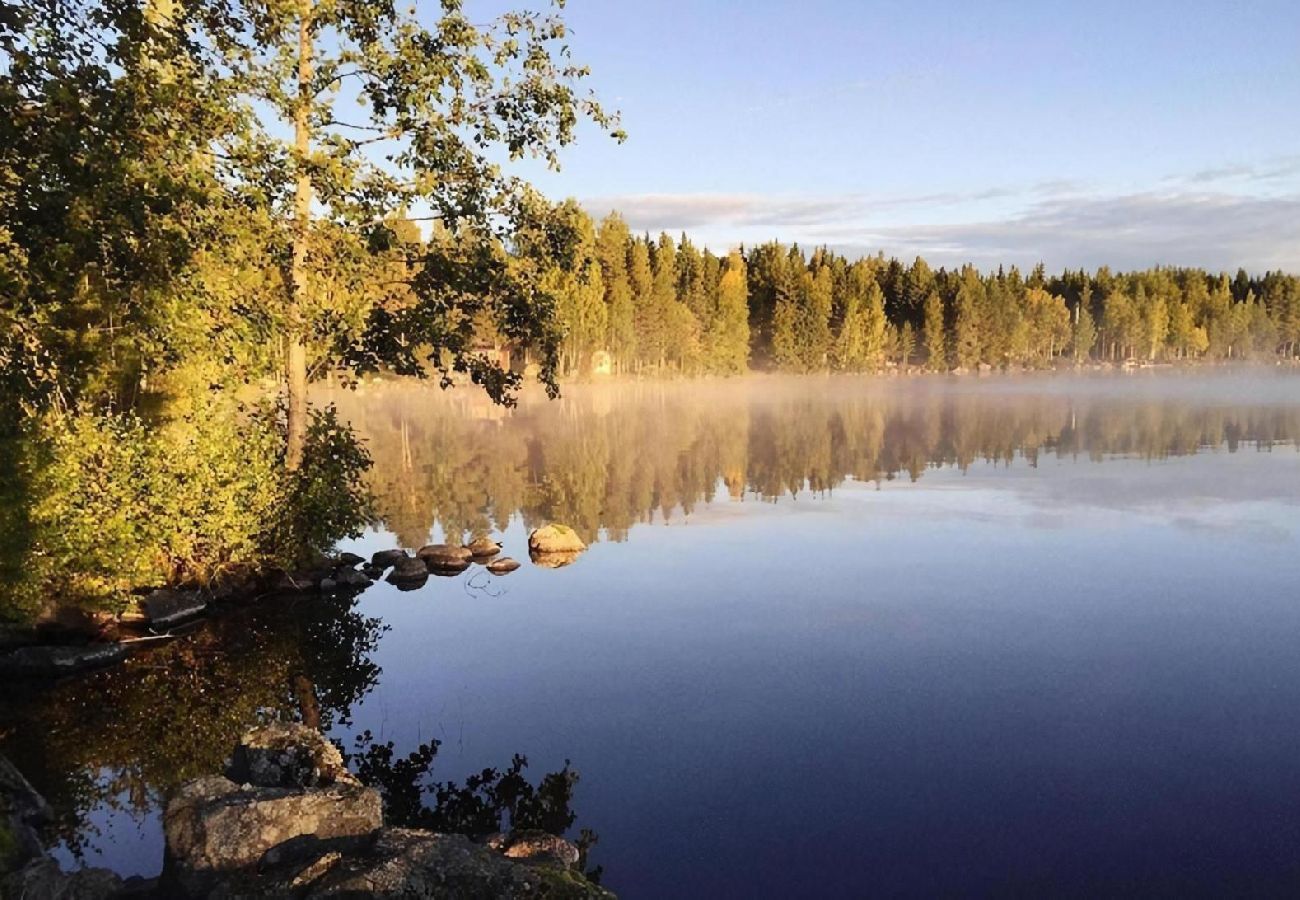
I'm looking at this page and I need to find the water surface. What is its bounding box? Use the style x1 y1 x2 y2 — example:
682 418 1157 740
7 372 1300 896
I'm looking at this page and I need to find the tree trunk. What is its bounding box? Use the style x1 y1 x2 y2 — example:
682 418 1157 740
286 0 314 471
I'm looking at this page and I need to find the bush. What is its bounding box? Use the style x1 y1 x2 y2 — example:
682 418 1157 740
1 400 372 617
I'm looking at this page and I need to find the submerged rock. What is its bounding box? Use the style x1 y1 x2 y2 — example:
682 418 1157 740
467 537 502 559
0 643 128 678
485 557 522 575
528 525 587 555
143 588 209 629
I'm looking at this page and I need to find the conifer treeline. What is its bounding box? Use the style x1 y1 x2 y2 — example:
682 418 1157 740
543 206 1300 375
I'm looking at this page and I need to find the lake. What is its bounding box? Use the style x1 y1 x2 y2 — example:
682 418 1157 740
6 371 1300 896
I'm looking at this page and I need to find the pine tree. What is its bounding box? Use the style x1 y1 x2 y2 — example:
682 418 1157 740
922 292 947 370
707 251 750 374
954 266 986 369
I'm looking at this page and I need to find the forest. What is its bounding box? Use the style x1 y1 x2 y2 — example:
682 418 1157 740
3 0 1299 616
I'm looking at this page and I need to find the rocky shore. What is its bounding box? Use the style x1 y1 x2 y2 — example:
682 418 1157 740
1 724 612 899
0 527 586 683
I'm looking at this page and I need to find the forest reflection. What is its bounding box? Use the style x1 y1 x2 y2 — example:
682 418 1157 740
326 376 1300 548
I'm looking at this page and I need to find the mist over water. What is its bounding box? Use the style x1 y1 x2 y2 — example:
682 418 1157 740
8 371 1300 897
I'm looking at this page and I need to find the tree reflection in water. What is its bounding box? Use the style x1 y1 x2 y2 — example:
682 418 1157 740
328 377 1300 548
0 593 597 874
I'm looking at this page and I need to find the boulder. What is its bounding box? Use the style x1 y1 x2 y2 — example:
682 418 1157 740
163 775 382 896
1 858 122 900
337 552 365 568
466 537 502 559
302 829 612 898
485 557 522 575
0 644 128 679
1 754 50 872
528 525 587 555
416 544 473 567
386 556 429 590
143 588 209 629
499 829 581 869
370 549 408 569
226 724 358 790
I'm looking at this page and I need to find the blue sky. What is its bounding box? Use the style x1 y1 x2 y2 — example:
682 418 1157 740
493 0 1300 271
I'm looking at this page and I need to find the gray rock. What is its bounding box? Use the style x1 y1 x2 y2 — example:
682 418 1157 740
485 557 522 575
163 775 382 897
226 724 358 790
416 544 473 567
303 828 612 898
337 552 365 568
144 588 209 629
0 643 128 679
370 549 409 569
319 577 339 592
1 858 122 900
466 537 502 559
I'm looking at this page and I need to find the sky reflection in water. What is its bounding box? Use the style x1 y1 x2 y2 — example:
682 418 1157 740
12 372 1300 897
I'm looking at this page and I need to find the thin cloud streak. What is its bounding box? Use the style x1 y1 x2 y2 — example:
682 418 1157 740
581 185 1300 272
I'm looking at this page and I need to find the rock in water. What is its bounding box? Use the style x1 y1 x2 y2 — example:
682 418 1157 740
499 829 581 868
303 829 613 898
0 644 128 678
337 552 365 568
386 556 428 589
467 536 502 559
1 754 51 869
527 525 587 555
370 548 408 569
485 557 521 575
334 567 372 589
143 589 209 629
416 544 473 566
163 776 382 896
2 859 122 900
227 724 358 789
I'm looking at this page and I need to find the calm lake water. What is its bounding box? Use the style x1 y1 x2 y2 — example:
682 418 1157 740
7 371 1300 896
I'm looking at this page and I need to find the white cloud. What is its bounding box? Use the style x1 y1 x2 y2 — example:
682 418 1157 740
582 185 1300 272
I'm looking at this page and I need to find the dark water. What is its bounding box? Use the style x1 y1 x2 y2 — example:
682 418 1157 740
7 372 1300 897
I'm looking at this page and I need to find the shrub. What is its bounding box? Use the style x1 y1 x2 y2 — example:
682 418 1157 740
1 400 372 617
